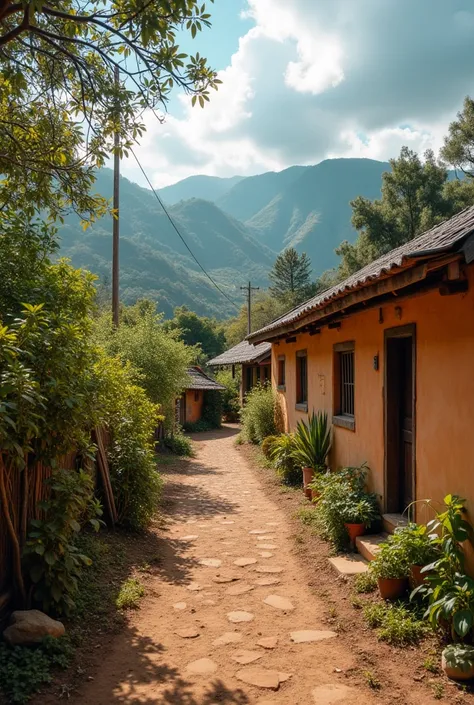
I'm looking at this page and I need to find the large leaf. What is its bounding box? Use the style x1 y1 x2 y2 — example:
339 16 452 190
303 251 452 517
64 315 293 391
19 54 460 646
454 609 473 637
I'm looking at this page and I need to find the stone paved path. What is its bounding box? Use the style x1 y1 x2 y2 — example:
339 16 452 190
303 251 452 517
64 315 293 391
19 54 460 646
78 426 378 705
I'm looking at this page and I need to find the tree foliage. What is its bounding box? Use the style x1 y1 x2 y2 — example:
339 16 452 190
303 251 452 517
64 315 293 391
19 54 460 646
224 292 290 346
268 247 314 305
336 147 460 277
93 300 193 422
164 305 226 362
0 0 220 218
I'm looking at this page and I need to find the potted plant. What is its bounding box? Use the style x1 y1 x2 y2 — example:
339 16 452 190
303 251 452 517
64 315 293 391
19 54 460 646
370 540 409 600
292 411 331 499
391 523 439 588
341 496 380 544
442 644 474 681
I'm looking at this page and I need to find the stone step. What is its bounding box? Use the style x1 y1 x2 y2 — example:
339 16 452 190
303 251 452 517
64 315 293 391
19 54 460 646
355 533 388 562
328 554 368 576
382 513 407 534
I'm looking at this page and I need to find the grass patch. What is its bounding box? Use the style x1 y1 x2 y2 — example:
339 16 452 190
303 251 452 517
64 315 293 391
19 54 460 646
424 656 439 674
431 683 444 700
296 505 319 525
116 577 145 610
0 636 73 705
364 670 381 690
363 602 429 646
353 571 377 594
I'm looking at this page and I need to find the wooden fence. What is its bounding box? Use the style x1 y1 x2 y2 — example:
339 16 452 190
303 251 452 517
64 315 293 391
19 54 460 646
0 429 116 623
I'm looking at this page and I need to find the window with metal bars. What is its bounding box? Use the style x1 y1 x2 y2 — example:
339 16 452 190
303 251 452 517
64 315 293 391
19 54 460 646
334 342 355 420
339 351 354 415
296 350 308 407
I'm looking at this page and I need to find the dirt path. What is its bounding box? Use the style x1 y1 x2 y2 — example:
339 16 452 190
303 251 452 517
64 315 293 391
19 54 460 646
75 427 385 704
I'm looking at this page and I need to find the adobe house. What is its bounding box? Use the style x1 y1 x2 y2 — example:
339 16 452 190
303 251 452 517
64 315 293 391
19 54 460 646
177 367 225 425
208 339 271 403
247 206 474 526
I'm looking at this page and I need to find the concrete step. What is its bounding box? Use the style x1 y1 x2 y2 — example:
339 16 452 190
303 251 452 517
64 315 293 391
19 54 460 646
383 513 407 534
328 554 368 576
355 533 388 562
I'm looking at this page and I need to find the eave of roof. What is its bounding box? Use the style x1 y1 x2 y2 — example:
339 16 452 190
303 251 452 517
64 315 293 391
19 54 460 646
247 205 474 344
208 339 272 366
185 367 225 391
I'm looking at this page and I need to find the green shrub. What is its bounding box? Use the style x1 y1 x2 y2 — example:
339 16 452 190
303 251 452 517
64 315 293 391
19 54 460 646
353 571 377 594
391 523 439 566
23 469 102 615
183 419 214 433
215 369 241 422
363 603 428 645
0 636 73 704
96 355 163 531
164 429 194 457
370 539 410 579
311 464 379 551
116 577 145 609
201 389 223 429
261 435 278 459
269 434 302 486
240 384 278 444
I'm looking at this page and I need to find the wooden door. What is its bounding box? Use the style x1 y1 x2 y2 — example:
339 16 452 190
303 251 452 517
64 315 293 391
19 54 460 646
385 325 416 516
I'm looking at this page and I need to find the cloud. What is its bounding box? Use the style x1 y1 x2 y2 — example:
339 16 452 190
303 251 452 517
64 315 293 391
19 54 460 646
123 0 474 188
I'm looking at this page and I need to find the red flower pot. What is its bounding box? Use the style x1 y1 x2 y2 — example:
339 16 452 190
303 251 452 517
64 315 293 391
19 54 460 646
302 467 314 487
377 577 409 600
345 523 365 543
311 488 320 502
409 564 428 588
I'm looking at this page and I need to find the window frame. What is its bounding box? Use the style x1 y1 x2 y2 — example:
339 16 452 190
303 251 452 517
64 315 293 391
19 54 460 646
295 349 308 411
277 354 286 390
333 341 355 430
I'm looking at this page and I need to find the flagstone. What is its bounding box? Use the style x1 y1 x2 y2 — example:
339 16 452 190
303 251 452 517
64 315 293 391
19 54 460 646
212 631 243 646
231 650 263 665
257 636 278 649
311 684 354 703
199 558 222 568
226 583 254 596
234 557 257 567
290 630 337 643
263 595 295 611
255 566 283 574
186 658 217 675
175 628 200 639
227 611 254 623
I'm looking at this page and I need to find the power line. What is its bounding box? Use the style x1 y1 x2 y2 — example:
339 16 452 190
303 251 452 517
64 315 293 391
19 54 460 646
130 148 240 311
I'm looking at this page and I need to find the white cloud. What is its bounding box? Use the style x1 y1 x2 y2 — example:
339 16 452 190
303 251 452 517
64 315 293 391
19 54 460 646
123 0 474 188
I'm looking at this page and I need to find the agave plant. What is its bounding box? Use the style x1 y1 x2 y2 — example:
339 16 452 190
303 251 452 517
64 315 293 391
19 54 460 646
292 411 332 471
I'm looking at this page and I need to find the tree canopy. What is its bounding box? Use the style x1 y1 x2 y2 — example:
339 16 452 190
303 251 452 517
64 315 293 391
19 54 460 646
164 306 226 362
0 0 220 218
268 248 313 305
336 147 458 278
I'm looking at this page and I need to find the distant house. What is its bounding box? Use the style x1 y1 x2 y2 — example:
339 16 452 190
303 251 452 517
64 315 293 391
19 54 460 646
247 206 474 525
208 339 272 402
177 367 225 426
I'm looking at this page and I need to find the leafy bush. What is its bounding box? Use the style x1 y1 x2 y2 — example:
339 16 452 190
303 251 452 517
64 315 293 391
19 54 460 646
269 434 302 486
311 464 379 551
0 636 73 704
414 495 474 641
93 301 193 428
201 389 223 429
183 419 215 433
116 577 145 609
261 435 278 459
215 369 240 422
164 428 194 457
353 571 377 594
390 523 439 566
370 539 410 579
23 469 102 615
363 603 428 645
240 384 279 444
96 355 163 531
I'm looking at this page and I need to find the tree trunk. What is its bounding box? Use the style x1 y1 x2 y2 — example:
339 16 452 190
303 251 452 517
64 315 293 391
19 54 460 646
0 455 26 606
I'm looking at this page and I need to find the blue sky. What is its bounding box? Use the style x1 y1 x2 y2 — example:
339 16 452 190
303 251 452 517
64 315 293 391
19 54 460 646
122 0 474 189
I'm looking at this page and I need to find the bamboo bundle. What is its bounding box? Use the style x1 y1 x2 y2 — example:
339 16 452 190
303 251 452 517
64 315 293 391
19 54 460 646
94 427 118 526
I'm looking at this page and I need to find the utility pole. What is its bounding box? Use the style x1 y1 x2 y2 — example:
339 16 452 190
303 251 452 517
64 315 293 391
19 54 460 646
240 281 260 335
112 65 120 327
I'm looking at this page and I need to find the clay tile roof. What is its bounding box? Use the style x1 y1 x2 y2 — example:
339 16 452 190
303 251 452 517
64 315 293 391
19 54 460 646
248 204 474 342
208 339 272 366
185 367 225 391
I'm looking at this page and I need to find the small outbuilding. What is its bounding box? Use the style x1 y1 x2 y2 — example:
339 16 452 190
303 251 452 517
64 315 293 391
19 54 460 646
177 366 225 426
208 339 272 403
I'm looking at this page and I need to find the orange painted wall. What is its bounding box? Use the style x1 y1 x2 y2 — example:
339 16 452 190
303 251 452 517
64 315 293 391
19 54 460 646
185 390 204 424
273 265 474 523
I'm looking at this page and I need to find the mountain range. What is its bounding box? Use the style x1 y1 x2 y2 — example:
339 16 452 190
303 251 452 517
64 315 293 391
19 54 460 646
58 158 391 318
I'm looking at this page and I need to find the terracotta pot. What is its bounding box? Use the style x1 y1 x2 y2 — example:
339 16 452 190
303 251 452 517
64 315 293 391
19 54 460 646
377 577 409 600
442 648 474 682
311 488 320 502
409 564 428 588
345 523 365 542
304 486 313 500
302 467 314 487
